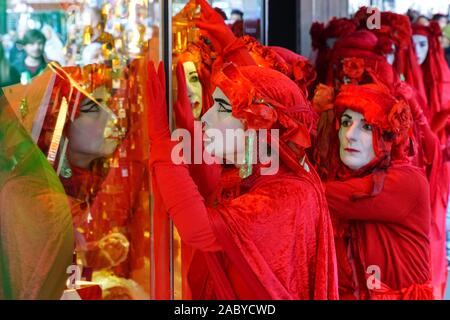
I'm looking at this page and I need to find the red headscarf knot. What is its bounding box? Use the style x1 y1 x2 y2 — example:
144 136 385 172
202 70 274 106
342 57 365 82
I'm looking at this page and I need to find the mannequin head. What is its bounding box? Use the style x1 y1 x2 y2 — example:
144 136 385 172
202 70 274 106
68 86 119 169
182 61 203 119
338 108 375 170
412 34 429 65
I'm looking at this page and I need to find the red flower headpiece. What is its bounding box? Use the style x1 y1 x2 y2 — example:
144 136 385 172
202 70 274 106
334 83 413 145
212 63 312 150
241 35 290 76
328 30 398 88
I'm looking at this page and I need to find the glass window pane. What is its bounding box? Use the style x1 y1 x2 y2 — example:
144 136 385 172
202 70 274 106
1 0 163 300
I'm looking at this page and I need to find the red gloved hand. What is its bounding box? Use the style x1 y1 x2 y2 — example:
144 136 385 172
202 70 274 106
174 61 195 134
174 61 222 199
195 0 236 52
140 57 170 143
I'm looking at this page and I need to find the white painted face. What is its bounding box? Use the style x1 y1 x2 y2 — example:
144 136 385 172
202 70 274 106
68 87 119 164
338 109 376 171
384 43 396 65
412 34 429 65
182 61 203 120
201 87 245 163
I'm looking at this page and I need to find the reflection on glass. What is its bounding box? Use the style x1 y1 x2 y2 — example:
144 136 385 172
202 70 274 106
172 0 263 41
1 0 163 300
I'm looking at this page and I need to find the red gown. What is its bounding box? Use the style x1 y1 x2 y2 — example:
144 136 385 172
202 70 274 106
325 164 433 299
152 151 338 299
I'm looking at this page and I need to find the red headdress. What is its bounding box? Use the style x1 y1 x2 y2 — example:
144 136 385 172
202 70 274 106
313 77 413 189
212 64 316 176
327 30 398 88
240 36 317 98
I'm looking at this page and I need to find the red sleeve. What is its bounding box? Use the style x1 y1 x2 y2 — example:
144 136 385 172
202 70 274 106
189 163 222 201
153 162 221 252
325 166 429 223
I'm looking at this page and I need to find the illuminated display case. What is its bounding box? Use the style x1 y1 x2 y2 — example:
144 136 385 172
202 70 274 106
0 0 266 300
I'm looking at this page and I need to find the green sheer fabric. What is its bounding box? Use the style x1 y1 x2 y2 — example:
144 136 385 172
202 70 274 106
0 89 74 299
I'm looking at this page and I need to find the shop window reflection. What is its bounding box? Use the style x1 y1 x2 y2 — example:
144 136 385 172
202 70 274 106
1 0 162 300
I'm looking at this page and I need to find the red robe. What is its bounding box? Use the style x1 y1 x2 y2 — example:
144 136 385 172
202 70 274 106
152 157 338 299
413 21 450 299
325 164 433 299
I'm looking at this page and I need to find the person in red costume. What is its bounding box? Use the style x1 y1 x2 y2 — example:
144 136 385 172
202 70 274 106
310 17 357 84
412 21 450 299
313 77 433 300
412 21 450 135
353 8 427 106
143 52 338 299
316 30 438 179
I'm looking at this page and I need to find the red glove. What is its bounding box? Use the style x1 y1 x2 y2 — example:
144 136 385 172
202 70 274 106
195 0 255 66
195 0 235 52
140 58 170 143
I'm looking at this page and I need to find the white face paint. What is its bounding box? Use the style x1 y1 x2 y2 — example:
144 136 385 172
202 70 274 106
201 87 245 163
338 109 376 171
182 61 203 120
68 87 119 167
412 34 429 65
384 44 396 65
